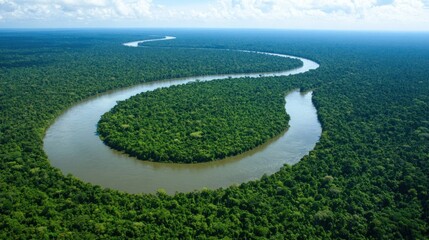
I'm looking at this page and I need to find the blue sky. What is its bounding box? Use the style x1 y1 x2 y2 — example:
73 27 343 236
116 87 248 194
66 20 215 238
1 0 429 31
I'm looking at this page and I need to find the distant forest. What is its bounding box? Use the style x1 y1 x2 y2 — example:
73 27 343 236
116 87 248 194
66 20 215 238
0 30 428 238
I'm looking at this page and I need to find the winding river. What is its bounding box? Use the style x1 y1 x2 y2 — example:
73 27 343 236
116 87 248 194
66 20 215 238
44 36 321 194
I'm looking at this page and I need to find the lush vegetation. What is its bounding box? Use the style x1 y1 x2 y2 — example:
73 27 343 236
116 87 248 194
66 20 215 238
0 30 428 238
98 76 296 163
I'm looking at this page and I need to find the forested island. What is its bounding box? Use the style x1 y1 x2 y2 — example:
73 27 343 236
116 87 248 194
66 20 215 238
98 77 296 163
0 30 428 238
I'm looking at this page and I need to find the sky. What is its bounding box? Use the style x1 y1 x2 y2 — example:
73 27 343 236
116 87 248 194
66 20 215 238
1 0 429 31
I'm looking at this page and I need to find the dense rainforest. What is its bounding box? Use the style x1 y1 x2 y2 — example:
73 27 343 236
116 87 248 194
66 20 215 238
96 46 302 163
97 76 297 163
0 29 428 239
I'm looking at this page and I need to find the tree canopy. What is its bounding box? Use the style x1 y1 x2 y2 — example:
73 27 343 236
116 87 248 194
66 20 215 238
98 76 298 163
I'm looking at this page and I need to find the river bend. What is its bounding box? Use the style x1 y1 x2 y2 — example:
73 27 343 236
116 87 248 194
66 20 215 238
44 36 321 194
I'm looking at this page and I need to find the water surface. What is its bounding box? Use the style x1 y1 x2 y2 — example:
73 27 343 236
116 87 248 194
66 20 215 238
44 38 320 194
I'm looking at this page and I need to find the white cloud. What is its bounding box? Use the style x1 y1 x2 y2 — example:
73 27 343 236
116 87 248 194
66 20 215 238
0 0 153 22
199 0 429 30
0 0 428 30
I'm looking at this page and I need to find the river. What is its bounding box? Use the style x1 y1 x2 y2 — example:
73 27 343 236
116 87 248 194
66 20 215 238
44 36 321 194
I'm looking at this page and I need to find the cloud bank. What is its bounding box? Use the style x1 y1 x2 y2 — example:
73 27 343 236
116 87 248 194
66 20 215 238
1 0 428 30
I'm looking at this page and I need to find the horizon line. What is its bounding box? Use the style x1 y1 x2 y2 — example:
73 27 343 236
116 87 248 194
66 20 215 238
0 27 429 33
